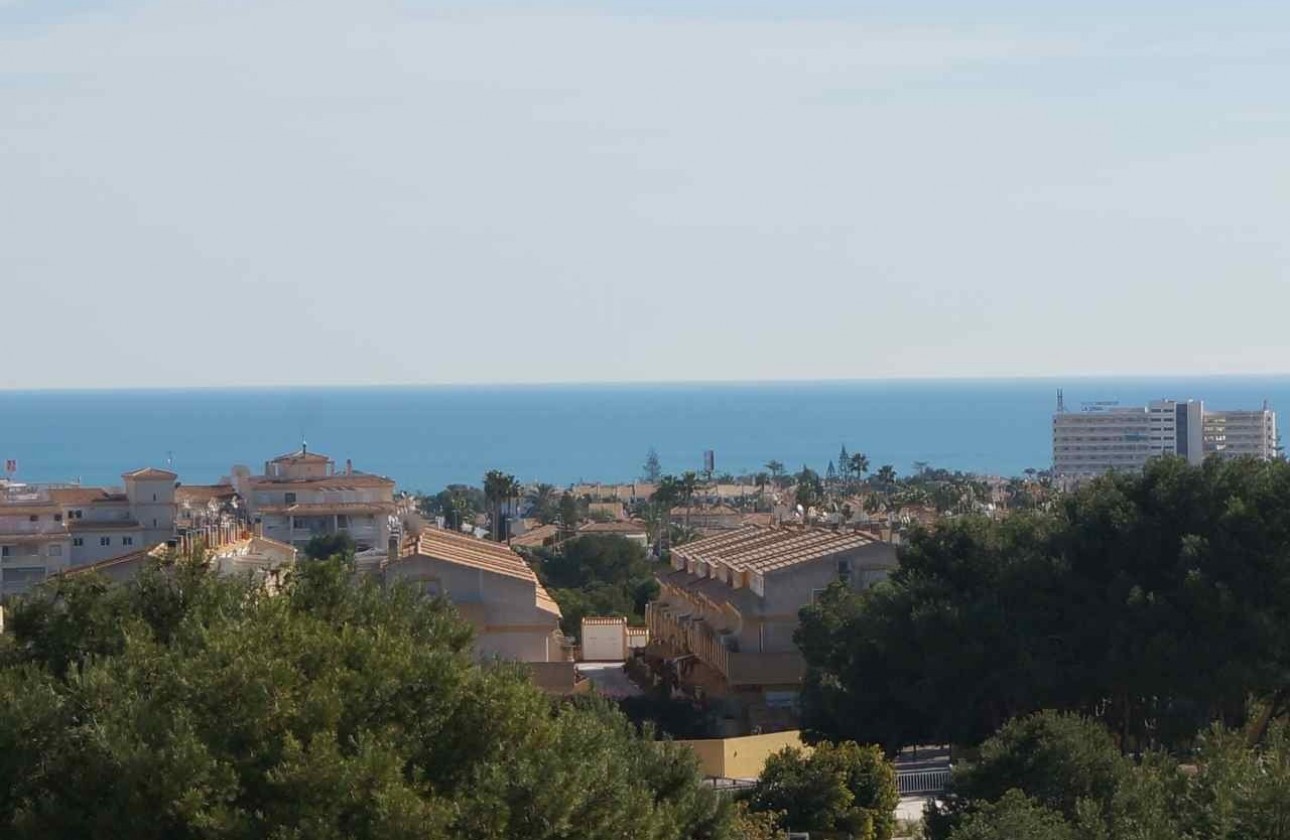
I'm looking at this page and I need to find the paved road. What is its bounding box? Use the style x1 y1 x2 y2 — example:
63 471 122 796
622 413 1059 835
577 662 642 698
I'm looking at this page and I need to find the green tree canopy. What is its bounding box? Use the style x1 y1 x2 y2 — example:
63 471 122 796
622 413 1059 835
799 457 1290 754
747 741 898 839
533 535 659 638
0 557 730 839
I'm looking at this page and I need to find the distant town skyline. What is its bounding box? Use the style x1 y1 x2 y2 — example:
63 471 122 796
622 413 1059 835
3 0 1289 389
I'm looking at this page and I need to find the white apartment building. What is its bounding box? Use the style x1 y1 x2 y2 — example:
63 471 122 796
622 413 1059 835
1053 394 1279 478
0 467 178 596
234 448 397 552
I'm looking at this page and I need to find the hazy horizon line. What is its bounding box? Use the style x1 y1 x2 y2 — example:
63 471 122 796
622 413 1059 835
5 371 1290 395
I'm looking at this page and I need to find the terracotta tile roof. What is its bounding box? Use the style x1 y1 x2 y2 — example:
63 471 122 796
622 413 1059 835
671 504 740 517
0 503 63 515
510 523 561 548
672 525 877 575
122 467 178 481
47 487 123 506
62 544 163 577
402 528 538 584
578 520 648 534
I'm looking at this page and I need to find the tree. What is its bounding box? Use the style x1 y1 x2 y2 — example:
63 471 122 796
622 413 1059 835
301 532 356 562
422 484 486 531
765 460 786 488
848 452 870 482
945 790 1075 840
838 444 852 482
528 483 559 525
929 712 1126 837
643 447 662 483
794 467 824 518
557 492 581 538
0 559 732 839
800 458 1290 755
747 741 898 839
679 471 699 530
483 469 519 542
533 535 659 639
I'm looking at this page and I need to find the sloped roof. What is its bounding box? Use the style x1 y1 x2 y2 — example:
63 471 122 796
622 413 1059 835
672 525 877 575
403 528 538 584
271 449 332 463
122 467 178 481
510 523 561 548
47 487 124 506
578 520 648 534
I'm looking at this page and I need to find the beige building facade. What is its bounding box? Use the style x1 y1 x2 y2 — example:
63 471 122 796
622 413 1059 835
646 525 897 731
237 449 396 552
384 529 565 663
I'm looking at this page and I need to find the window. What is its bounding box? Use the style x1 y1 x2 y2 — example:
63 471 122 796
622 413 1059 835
29 514 38 522
285 492 297 505
73 537 84 547
837 558 853 580
54 513 62 522
48 544 62 557
100 536 111 547
152 519 157 528
123 537 134 546
336 515 349 529
152 493 157 501
71 510 83 519
0 546 9 558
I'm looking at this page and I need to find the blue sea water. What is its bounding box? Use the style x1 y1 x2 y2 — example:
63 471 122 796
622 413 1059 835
1 377 1287 491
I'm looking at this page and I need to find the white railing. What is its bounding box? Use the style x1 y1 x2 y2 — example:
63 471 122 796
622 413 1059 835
897 767 951 795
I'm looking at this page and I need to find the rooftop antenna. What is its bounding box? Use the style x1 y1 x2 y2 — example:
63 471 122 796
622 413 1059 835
166 450 174 468
1056 388 1066 413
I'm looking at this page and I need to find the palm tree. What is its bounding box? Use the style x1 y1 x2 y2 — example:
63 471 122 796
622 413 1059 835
765 460 786 488
848 453 870 483
483 470 519 541
529 482 558 524
679 471 699 531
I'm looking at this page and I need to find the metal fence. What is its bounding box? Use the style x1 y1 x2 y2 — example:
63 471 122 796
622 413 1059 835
896 767 951 796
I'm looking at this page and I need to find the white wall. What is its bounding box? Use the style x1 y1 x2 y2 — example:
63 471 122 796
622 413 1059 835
581 620 626 661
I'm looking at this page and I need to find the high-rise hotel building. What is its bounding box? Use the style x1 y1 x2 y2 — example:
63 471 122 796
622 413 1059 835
1052 393 1278 478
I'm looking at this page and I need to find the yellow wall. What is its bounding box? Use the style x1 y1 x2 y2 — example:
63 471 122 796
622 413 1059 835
676 731 807 779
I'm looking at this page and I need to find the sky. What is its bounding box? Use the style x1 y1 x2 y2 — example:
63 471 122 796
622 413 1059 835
2 0 1288 389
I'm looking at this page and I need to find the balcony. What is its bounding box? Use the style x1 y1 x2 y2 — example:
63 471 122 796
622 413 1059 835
645 603 804 687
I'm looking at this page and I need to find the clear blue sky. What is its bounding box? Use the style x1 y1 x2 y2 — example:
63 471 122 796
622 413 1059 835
3 1 1288 388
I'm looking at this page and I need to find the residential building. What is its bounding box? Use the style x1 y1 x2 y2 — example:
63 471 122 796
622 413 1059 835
384 528 565 663
1053 394 1278 478
645 525 897 732
1 468 179 596
236 448 396 552
577 519 649 546
63 523 296 587
671 504 743 534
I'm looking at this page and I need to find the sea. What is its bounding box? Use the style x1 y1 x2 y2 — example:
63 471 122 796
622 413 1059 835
1 377 1287 492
